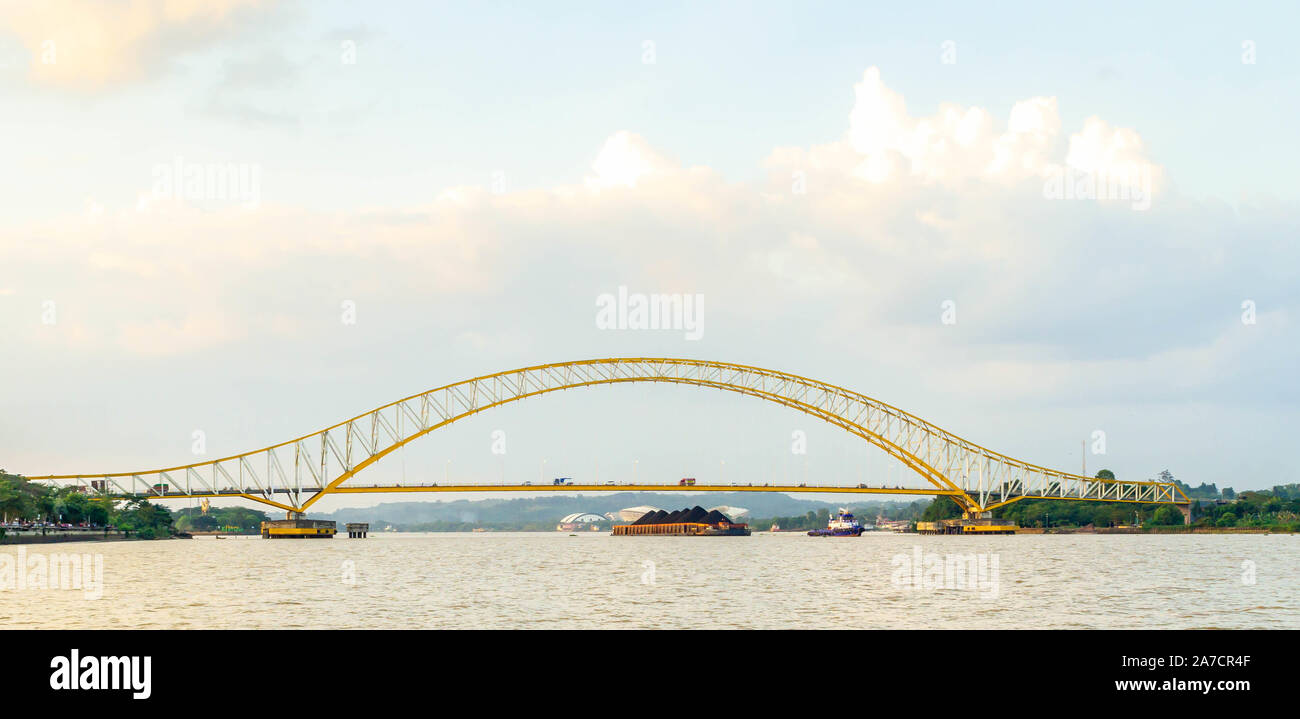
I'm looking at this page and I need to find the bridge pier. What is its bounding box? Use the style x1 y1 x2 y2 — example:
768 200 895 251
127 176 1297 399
260 519 337 538
1178 504 1193 525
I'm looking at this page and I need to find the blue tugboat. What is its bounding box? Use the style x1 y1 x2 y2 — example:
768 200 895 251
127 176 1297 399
807 509 866 537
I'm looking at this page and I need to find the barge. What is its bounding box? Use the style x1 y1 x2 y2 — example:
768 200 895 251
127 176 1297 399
915 518 1018 535
260 519 337 538
613 506 750 536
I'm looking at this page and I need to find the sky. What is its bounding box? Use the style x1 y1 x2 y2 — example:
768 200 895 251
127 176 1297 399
1 1 1297 512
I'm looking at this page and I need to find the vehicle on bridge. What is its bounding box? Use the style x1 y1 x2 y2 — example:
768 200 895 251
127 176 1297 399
552 477 571 485
679 477 696 486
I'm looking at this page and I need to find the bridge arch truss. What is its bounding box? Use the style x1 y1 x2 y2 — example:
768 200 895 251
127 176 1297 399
28 358 1186 514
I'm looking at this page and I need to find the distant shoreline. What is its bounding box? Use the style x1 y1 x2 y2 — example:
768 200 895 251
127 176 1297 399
1018 526 1289 535
354 526 1294 535
0 530 158 545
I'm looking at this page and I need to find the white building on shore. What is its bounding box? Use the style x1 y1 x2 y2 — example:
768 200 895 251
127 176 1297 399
616 505 661 523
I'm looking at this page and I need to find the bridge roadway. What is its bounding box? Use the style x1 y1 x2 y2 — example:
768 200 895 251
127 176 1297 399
88 483 969 514
117 482 963 501
303 483 960 497
107 482 1165 505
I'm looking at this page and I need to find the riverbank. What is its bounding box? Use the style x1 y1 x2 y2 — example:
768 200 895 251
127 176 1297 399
0 529 182 544
1015 526 1291 535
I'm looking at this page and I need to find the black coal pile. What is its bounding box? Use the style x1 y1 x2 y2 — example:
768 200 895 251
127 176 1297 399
632 506 734 526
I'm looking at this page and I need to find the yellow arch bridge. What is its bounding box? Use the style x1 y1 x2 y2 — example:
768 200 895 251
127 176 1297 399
27 358 1188 516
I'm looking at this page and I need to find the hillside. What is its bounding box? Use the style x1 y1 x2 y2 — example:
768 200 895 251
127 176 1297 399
305 492 919 528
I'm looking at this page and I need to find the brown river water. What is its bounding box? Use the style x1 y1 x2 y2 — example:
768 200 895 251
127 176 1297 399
2 532 1296 629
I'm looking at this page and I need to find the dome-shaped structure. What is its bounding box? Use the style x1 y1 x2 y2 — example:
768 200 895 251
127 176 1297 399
707 505 749 520
559 512 606 524
617 505 661 523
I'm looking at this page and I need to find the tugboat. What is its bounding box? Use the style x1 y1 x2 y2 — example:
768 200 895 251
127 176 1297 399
808 509 865 537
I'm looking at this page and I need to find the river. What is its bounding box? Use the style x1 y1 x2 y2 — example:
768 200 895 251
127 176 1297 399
2 532 1296 629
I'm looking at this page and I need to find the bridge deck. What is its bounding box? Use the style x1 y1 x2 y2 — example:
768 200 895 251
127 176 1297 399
103 482 1184 506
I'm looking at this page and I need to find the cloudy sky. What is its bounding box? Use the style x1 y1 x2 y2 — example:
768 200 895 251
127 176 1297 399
1 1 1297 510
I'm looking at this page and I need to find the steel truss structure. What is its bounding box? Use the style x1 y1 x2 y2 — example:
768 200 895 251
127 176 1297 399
28 358 1188 514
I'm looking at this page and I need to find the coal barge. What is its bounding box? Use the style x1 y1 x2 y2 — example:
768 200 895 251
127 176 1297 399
612 506 751 536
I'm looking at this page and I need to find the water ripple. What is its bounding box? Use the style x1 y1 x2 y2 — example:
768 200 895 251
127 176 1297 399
2 532 1296 629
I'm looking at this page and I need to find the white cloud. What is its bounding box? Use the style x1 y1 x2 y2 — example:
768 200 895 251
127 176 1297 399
0 0 273 89
585 131 677 190
989 97 1060 176
0 67 1291 417
1065 115 1155 176
772 66 1162 195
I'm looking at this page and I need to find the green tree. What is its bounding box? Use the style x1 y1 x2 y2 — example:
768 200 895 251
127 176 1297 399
921 495 964 521
0 475 31 520
85 500 110 526
1149 506 1184 526
53 488 95 524
112 498 174 537
1095 469 1115 480
0 471 55 521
